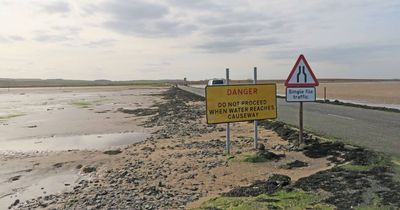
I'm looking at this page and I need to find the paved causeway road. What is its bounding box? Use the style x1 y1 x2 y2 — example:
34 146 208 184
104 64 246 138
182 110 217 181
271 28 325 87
179 85 400 157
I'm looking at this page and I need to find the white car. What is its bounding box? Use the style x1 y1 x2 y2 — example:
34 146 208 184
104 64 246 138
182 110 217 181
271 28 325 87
207 79 226 86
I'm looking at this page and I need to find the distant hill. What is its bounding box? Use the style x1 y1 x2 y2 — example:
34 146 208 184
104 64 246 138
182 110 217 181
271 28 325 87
0 78 180 88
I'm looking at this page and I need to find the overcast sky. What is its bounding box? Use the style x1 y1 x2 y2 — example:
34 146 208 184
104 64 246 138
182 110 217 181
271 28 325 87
0 0 399 80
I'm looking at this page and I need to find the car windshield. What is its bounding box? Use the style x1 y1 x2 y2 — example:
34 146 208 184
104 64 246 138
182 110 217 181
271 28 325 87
212 80 224 85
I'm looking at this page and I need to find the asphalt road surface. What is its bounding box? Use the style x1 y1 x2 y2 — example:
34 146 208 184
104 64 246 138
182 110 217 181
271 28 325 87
179 85 400 157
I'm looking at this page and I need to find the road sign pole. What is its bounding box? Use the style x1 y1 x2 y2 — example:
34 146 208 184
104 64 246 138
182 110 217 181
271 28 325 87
253 67 258 149
226 68 231 154
299 101 303 146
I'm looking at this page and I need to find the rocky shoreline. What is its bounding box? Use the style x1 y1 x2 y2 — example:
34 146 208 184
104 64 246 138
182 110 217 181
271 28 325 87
10 87 400 209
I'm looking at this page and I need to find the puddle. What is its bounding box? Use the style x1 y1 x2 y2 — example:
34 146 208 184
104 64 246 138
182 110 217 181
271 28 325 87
0 132 149 152
0 171 79 209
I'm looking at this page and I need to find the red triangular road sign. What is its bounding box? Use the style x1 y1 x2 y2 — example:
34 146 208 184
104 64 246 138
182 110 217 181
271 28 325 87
285 54 319 87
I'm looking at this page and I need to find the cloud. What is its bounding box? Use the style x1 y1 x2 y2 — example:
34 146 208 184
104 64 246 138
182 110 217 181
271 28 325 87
34 34 71 42
92 0 196 37
196 37 281 53
32 25 82 44
0 36 8 43
102 0 167 20
9 35 24 41
193 9 289 53
268 43 400 64
166 0 222 11
51 26 82 34
0 35 25 43
84 39 116 48
307 45 400 64
41 1 70 14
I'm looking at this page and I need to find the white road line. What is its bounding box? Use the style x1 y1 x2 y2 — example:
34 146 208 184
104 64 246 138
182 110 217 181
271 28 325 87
327 114 355 120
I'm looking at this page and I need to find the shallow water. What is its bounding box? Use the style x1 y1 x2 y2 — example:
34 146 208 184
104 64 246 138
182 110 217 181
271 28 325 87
0 86 164 150
0 132 149 152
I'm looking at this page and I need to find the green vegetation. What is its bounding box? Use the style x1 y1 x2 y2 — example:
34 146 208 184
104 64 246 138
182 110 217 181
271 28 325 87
241 153 267 163
0 113 24 121
392 158 400 182
195 190 335 210
339 154 392 172
355 192 398 210
357 207 394 210
340 163 376 171
71 101 92 108
226 155 235 160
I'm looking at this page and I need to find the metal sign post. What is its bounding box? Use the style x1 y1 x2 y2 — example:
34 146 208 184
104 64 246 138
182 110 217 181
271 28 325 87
226 68 231 154
285 55 319 147
253 67 258 149
205 69 278 154
299 102 303 145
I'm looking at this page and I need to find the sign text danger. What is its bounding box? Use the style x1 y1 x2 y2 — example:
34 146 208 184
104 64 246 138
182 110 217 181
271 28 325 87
206 84 277 124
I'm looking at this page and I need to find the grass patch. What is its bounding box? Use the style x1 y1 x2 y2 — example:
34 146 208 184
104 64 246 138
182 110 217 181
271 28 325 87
194 190 335 210
355 192 398 210
71 101 92 108
356 205 399 210
340 163 375 171
392 158 400 182
340 153 393 172
241 153 267 163
0 113 24 121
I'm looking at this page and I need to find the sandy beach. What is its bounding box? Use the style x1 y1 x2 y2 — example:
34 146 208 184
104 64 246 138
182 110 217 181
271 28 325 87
277 81 400 108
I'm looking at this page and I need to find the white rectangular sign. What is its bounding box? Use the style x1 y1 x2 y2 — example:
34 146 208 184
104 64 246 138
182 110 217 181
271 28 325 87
286 87 316 102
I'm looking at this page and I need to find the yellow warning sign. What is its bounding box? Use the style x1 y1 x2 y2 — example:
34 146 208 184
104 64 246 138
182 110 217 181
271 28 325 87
206 84 277 124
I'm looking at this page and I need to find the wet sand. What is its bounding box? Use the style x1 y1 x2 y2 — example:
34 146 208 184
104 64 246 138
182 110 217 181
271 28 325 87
277 81 400 109
0 86 165 208
0 86 165 148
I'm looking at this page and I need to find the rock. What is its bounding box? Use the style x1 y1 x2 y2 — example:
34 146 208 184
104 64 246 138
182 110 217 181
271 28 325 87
82 166 96 173
9 199 20 208
103 149 122 155
8 175 21 182
257 143 266 151
280 160 309 169
224 174 291 197
256 150 285 161
53 162 63 168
